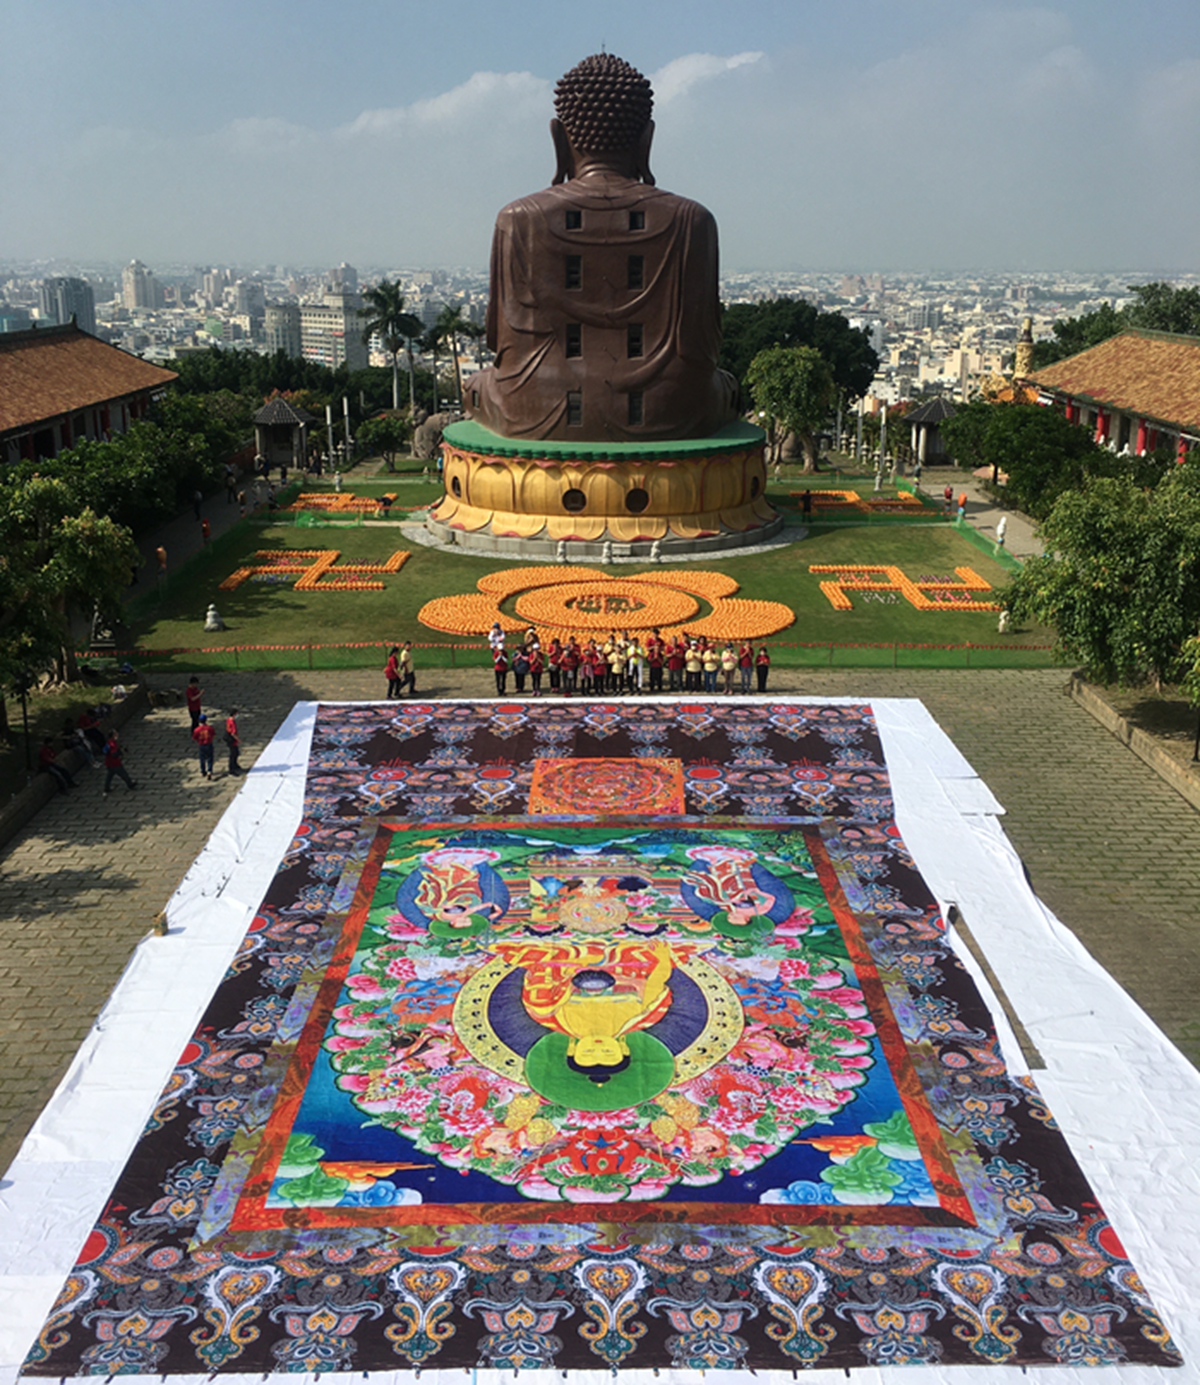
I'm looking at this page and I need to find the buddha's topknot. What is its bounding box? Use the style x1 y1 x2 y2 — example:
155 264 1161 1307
554 54 653 154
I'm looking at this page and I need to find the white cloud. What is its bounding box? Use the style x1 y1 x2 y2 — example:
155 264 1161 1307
219 116 315 157
651 51 764 105
344 71 550 138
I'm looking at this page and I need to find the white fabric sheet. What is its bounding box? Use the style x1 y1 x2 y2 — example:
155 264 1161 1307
1 696 1197 1385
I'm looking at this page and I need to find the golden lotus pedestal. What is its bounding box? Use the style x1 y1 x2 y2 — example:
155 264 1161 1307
427 420 781 558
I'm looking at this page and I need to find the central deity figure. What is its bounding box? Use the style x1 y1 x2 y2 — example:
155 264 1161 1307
465 53 739 442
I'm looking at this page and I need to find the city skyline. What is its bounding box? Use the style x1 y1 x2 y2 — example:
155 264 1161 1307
4 0 1199 272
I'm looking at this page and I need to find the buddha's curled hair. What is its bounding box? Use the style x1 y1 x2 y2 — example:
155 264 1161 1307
554 54 653 154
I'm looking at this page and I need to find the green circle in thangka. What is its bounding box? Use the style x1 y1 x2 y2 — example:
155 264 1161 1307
524 1030 676 1112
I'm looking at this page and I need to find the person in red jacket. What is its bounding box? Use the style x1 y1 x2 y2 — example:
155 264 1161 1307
192 713 216 780
755 645 771 693
384 647 401 699
185 675 203 729
38 738 75 793
103 730 137 795
224 709 241 776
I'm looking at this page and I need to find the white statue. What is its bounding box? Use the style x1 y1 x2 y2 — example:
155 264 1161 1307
204 603 226 632
998 609 1011 634
601 540 613 566
334 472 343 492
996 515 1008 547
556 540 568 564
650 539 663 564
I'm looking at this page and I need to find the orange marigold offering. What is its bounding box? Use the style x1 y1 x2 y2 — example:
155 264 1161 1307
810 563 999 612
683 598 794 639
515 580 699 630
634 569 740 600
419 596 525 635
476 565 607 598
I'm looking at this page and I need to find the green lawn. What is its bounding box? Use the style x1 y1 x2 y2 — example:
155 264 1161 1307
122 500 1057 672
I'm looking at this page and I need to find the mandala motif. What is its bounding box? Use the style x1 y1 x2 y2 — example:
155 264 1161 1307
528 757 685 815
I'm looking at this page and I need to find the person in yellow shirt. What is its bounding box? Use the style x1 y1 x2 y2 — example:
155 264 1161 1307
684 642 703 691
702 644 721 694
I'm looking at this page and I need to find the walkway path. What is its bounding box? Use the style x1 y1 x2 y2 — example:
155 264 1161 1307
3 666 1198 1177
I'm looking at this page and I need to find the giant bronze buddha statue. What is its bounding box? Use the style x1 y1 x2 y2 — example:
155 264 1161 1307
431 54 775 553
464 53 739 442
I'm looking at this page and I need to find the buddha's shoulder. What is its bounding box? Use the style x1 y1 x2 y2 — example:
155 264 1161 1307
494 182 714 225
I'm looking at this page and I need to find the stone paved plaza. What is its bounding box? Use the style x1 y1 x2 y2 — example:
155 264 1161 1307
2 665 1198 1175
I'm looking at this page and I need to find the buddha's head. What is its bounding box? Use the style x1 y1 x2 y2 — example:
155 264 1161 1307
552 53 655 185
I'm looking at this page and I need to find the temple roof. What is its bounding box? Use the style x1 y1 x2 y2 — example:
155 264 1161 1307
1030 329 1200 433
0 324 178 434
254 397 317 426
904 396 958 425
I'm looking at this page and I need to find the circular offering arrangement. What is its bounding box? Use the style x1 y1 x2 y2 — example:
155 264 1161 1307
514 580 699 630
418 569 796 640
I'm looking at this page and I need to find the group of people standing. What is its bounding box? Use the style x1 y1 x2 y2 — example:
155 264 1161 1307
487 624 771 697
37 705 137 798
186 676 241 779
383 643 417 699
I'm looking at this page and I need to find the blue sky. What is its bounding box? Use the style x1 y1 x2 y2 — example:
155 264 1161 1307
4 0 1199 272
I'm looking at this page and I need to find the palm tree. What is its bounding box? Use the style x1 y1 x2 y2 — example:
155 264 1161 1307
361 280 423 413
434 304 484 410
420 324 441 414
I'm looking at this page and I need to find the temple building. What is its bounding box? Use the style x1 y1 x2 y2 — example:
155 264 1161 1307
0 323 177 465
1027 329 1200 459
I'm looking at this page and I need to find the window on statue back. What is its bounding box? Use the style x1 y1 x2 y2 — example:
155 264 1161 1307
628 391 644 426
629 210 645 231
566 255 582 290
567 391 583 426
627 323 644 358
565 209 582 230
565 323 582 358
628 255 644 290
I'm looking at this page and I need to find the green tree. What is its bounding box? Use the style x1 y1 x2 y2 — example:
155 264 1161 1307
1007 471 1200 687
356 412 413 473
941 401 1106 517
360 281 424 413
721 299 878 404
0 476 138 685
1125 281 1200 336
421 324 441 413
1029 282 1200 369
433 304 482 408
745 345 836 471
1029 302 1127 369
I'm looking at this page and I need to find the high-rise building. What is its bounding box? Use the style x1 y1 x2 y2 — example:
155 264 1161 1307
202 268 231 304
38 277 97 335
300 294 367 371
265 302 302 358
122 260 161 310
328 263 359 296
234 279 265 317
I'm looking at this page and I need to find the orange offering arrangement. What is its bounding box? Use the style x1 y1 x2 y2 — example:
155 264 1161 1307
418 569 795 641
515 580 699 630
793 489 927 516
285 493 390 514
219 549 410 592
810 564 1000 612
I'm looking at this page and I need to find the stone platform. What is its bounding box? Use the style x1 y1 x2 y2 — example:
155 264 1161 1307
428 418 782 557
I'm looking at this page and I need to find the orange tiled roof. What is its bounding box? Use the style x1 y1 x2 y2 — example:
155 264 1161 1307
0 324 178 434
1030 330 1200 433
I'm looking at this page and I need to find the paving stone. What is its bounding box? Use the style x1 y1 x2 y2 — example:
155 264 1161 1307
2 665 1198 1174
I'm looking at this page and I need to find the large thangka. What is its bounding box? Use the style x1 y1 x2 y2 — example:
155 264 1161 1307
24 703 1179 1374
